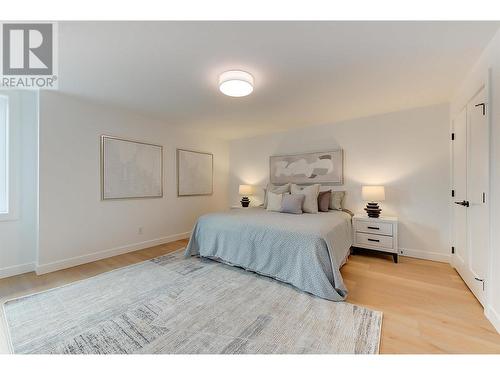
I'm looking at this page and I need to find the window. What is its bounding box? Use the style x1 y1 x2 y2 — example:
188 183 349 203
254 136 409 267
0 95 8 214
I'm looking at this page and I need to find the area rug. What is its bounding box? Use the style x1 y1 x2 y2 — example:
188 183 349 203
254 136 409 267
3 250 382 354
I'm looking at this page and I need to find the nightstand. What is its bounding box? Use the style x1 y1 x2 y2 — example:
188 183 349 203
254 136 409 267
352 214 399 263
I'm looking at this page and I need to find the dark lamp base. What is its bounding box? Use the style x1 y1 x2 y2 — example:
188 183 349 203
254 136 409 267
240 196 250 207
364 202 381 218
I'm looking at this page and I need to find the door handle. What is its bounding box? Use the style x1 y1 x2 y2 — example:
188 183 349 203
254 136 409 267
454 200 470 207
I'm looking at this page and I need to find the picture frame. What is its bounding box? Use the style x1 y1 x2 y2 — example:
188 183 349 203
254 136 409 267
176 148 214 196
100 135 163 200
269 150 343 185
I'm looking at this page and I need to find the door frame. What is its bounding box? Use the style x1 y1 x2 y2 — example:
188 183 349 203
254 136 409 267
450 107 467 272
450 72 492 308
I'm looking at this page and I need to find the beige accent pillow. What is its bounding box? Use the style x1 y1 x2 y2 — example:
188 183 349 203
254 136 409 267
291 184 320 213
266 191 284 212
330 191 346 210
263 183 290 208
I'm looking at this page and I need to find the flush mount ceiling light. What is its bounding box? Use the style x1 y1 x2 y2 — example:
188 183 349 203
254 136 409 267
218 70 254 97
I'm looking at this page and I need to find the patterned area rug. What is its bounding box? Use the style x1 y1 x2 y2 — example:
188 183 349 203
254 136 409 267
3 250 382 354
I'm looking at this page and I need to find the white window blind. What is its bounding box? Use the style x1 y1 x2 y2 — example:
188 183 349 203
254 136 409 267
0 96 8 214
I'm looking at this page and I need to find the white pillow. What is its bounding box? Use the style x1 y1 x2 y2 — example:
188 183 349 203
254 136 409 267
266 191 283 212
291 184 320 213
263 183 290 208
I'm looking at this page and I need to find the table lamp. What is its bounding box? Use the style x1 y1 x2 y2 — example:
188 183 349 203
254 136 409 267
238 185 254 207
362 186 385 218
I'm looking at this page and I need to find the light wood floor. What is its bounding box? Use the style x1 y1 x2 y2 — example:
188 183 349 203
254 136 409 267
1 240 499 354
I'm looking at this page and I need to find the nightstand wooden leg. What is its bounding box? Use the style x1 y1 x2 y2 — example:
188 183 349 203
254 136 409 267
393 253 399 263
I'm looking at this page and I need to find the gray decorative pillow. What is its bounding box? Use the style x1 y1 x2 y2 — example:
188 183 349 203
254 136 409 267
263 183 290 208
281 194 304 214
291 184 320 213
317 190 331 212
330 191 346 210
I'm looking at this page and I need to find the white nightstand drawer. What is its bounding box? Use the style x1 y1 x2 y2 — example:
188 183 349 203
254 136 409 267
355 232 393 250
355 221 393 236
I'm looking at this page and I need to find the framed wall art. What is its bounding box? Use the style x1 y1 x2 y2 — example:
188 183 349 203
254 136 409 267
269 150 343 185
177 149 213 196
101 135 163 200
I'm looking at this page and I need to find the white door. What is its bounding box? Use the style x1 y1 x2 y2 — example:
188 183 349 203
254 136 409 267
466 87 489 305
452 86 489 306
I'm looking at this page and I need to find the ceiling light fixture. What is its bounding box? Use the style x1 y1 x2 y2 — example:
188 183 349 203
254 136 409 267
219 70 254 97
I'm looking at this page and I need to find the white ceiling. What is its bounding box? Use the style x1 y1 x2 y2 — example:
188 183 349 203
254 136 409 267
58 21 500 139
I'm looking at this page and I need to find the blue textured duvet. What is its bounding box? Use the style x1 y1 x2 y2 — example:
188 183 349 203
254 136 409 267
185 208 352 301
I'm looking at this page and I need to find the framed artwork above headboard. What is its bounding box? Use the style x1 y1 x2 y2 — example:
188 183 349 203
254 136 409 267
269 150 343 185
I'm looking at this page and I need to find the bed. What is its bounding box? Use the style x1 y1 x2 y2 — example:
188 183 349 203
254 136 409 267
185 207 353 301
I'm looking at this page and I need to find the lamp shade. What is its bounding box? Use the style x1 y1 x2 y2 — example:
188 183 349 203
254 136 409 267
362 186 385 201
238 184 253 196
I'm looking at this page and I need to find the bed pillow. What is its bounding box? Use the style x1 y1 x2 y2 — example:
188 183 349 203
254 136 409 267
330 191 346 211
317 190 331 212
291 184 320 213
281 194 304 214
263 183 290 208
266 191 284 212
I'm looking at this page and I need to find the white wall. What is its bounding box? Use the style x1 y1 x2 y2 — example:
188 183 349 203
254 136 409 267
37 91 229 273
229 104 450 262
0 91 39 278
450 29 500 333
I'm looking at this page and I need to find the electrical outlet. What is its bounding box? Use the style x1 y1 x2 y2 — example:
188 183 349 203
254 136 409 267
138 227 143 235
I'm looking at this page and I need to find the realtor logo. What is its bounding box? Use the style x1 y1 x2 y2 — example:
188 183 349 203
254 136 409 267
1 22 58 89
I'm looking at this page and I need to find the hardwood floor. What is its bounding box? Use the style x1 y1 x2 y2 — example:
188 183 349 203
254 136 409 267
1 240 499 354
343 249 500 353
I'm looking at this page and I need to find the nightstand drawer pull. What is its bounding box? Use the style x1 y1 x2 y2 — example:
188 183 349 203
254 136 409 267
355 232 394 251
355 221 393 235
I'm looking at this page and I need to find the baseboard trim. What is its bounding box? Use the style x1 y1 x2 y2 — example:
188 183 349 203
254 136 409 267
35 231 191 275
485 305 500 334
0 262 36 279
399 248 450 263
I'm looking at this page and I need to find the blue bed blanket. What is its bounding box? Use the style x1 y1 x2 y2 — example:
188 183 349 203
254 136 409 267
185 207 352 301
